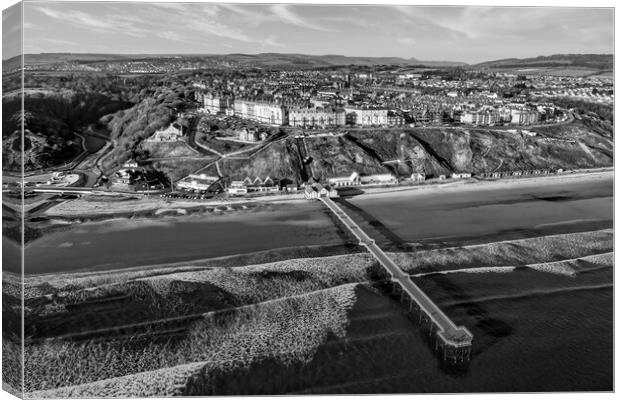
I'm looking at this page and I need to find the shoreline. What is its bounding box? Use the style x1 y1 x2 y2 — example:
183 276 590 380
42 167 613 220
24 199 318 246
25 168 613 241
20 242 365 279
41 191 307 218
348 167 613 200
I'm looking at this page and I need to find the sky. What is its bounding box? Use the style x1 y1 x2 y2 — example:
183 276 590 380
4 1 615 63
2 2 21 61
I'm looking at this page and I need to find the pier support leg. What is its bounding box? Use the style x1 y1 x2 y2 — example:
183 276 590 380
391 283 398 295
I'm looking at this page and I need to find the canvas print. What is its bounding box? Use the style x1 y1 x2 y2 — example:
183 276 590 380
1 1 614 397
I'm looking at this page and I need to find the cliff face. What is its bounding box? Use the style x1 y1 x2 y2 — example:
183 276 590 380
330 115 612 178
219 139 305 182
189 114 613 183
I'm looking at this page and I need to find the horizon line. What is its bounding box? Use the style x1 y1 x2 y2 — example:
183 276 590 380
3 51 614 65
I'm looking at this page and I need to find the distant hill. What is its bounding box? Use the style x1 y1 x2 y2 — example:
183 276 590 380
473 54 613 70
23 53 137 65
216 53 467 67
8 52 612 70
8 52 467 69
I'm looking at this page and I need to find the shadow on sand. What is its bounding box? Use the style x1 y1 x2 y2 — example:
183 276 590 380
332 197 513 368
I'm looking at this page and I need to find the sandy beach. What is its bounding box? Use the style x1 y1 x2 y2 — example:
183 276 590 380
43 192 307 217
345 169 612 248
41 168 613 219
350 168 613 202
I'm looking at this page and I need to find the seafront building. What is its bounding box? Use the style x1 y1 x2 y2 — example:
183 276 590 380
460 105 539 126
176 174 220 191
202 93 233 114
227 176 280 195
509 108 540 125
460 109 501 125
359 174 398 185
227 181 248 195
344 106 389 126
288 107 346 128
233 98 288 125
328 172 360 187
326 172 398 187
303 181 338 199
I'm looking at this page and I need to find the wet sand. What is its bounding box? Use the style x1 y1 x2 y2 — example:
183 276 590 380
345 170 613 247
24 201 345 274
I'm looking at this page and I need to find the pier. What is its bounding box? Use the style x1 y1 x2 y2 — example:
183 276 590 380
320 197 473 364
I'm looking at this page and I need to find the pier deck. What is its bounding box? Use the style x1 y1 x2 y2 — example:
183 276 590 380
320 197 473 360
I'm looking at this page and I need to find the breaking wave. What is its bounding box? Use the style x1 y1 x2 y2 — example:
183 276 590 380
442 283 613 308
412 266 516 277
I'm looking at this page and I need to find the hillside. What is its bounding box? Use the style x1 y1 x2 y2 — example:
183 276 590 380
340 118 613 177
15 52 467 69
474 54 613 70
221 53 466 67
208 115 613 183
11 52 612 70
2 92 131 171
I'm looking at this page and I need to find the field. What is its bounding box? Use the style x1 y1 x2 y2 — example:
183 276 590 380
17 226 613 396
150 158 217 183
141 141 200 158
195 130 253 155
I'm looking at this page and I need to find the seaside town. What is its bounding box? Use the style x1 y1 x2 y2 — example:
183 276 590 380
1 2 614 398
6 61 613 201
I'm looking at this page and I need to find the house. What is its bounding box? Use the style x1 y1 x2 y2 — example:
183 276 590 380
451 172 472 179
146 123 184 142
123 160 139 169
328 172 360 187
410 172 426 183
228 181 248 195
231 176 279 194
112 169 135 185
303 181 338 199
246 176 278 192
238 128 259 142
